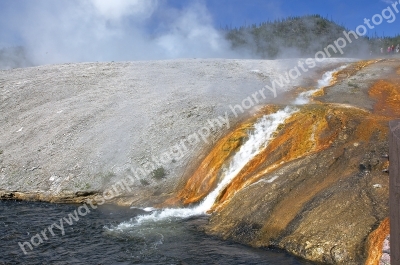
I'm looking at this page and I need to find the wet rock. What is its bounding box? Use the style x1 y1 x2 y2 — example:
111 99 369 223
201 59 400 264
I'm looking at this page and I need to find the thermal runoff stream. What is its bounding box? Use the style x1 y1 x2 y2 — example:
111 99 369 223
110 106 298 229
108 65 345 232
293 65 347 105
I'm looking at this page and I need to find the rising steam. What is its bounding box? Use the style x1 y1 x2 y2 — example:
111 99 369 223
0 0 241 68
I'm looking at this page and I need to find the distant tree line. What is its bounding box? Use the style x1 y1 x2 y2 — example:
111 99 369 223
223 14 400 58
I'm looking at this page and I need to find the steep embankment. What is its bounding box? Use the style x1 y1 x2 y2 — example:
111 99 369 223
165 59 400 264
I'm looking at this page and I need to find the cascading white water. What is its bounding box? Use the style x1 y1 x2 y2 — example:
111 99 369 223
193 106 298 213
293 65 347 105
110 106 298 230
109 66 349 231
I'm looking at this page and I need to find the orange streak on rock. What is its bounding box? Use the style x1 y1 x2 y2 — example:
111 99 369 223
369 80 400 118
253 155 356 246
210 105 354 212
167 103 384 213
163 107 284 206
365 217 390 265
165 95 391 214
355 115 390 142
176 124 248 204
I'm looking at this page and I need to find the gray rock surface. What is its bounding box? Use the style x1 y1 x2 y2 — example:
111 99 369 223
0 58 353 204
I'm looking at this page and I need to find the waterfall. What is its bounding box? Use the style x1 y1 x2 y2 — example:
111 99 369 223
111 106 298 229
193 106 298 213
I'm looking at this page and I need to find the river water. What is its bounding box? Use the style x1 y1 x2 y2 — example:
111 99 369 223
0 200 315 265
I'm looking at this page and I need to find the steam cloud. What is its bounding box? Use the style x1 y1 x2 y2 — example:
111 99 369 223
0 0 241 67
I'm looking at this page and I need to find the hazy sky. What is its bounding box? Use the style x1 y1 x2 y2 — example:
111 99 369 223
0 0 398 65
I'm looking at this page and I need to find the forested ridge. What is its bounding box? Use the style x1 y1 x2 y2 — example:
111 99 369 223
224 14 399 58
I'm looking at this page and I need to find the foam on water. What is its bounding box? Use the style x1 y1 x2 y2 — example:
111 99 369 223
108 106 298 231
293 65 348 105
